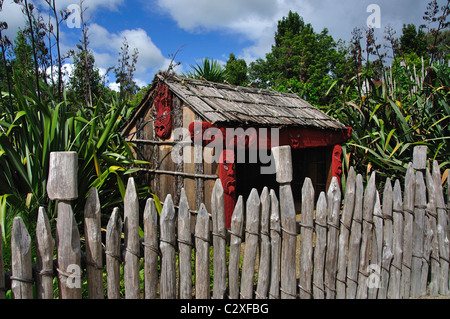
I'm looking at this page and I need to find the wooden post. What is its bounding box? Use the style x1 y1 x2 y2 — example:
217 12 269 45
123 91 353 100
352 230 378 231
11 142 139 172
106 208 122 299
387 180 403 299
299 178 314 299
11 217 33 299
336 167 356 299
124 177 141 299
228 196 244 299
401 163 415 299
84 187 104 299
325 177 341 299
313 192 327 299
143 199 159 299
425 168 440 297
47 151 82 299
36 207 55 299
356 171 376 299
178 189 193 299
273 146 297 299
411 171 426 297
346 174 364 299
160 194 177 299
269 190 281 300
195 203 210 299
432 160 449 296
256 187 271 299
240 188 261 299
378 179 393 299
47 151 78 201
211 179 227 299
368 190 383 299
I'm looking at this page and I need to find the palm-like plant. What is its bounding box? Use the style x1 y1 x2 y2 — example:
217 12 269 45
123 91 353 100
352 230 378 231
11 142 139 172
184 58 226 83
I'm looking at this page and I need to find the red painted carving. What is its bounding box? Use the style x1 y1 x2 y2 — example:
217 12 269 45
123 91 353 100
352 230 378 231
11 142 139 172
331 144 343 186
218 149 237 228
154 84 173 140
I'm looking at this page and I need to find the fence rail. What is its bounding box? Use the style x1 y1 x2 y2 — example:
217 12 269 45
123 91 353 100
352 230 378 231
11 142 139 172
1 146 449 299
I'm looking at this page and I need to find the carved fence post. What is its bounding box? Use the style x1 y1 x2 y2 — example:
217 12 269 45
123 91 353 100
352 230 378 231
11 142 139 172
272 146 297 299
47 151 81 299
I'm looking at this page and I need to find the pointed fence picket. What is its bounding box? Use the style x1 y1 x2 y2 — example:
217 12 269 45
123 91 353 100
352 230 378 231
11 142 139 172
1 146 449 299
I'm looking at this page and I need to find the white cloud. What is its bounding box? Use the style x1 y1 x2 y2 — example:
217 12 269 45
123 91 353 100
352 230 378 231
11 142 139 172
156 0 434 62
88 23 171 85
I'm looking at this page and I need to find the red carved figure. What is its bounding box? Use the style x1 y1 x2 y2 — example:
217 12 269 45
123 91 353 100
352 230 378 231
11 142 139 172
154 84 173 140
331 144 343 186
218 149 237 228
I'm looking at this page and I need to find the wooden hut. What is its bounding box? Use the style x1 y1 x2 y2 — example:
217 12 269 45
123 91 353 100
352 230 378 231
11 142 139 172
122 73 351 227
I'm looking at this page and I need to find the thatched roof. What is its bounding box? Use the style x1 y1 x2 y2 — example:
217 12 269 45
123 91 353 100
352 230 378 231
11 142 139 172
159 74 346 130
122 73 347 135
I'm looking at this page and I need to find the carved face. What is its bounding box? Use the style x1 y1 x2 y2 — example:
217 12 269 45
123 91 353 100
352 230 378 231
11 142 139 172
332 145 343 176
289 130 302 149
189 122 214 146
154 84 172 140
219 149 236 195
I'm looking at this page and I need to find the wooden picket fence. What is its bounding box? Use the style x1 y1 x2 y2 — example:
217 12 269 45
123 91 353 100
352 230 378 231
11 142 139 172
1 146 449 299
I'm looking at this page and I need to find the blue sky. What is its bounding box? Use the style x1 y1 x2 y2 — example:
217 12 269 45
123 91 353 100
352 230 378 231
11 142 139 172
1 0 439 89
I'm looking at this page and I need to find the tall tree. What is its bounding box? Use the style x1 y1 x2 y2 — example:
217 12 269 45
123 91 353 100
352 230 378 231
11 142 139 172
225 53 248 86
400 24 428 57
248 11 345 105
114 38 139 103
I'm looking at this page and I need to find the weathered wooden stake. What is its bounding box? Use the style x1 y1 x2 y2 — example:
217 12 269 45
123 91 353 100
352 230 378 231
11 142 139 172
11 217 33 299
143 199 159 299
273 146 297 299
160 194 176 299
425 168 440 297
411 171 426 297
195 204 210 299
269 190 281 299
84 187 104 299
124 177 141 299
378 179 393 299
325 177 341 299
336 167 356 299
256 187 271 299
432 160 449 296
36 207 55 299
211 179 227 299
240 188 261 299
387 180 403 299
228 196 244 299
401 163 415 299
106 208 122 299
178 189 192 299
356 171 376 299
346 174 363 299
48 151 81 299
368 190 383 299
299 178 314 299
313 192 327 299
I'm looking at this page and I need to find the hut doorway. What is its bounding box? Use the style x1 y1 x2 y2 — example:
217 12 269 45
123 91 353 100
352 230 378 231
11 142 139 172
235 147 331 213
